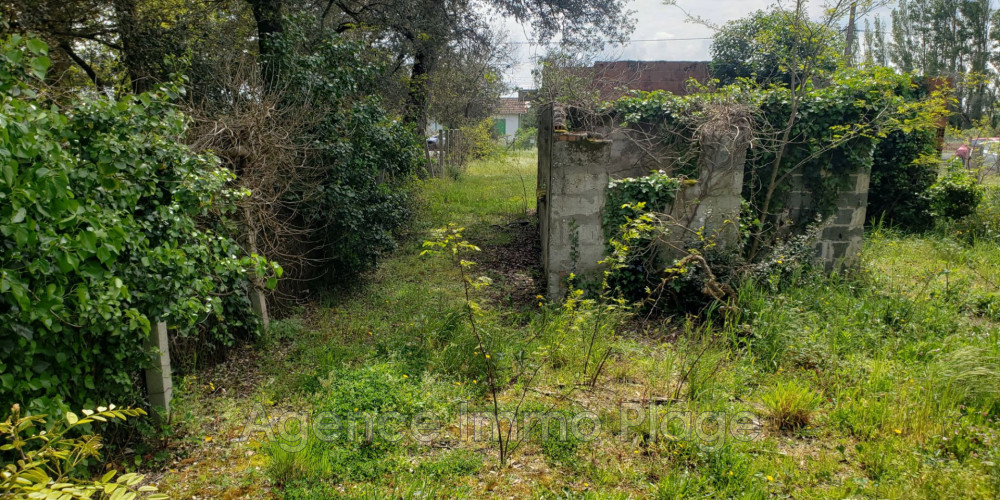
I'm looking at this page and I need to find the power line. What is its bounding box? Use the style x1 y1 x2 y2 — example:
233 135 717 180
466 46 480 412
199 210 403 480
506 37 713 46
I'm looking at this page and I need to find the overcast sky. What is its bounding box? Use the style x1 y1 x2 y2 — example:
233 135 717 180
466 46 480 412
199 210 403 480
499 0 892 90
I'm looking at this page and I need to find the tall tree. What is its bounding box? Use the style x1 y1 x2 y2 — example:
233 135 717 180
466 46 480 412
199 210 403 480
709 8 844 86
311 0 634 135
862 16 889 66
889 0 997 126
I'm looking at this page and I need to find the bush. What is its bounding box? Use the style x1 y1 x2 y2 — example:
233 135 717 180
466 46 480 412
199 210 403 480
950 186 1000 241
866 129 939 230
511 125 537 150
930 159 984 220
0 35 278 414
282 33 425 280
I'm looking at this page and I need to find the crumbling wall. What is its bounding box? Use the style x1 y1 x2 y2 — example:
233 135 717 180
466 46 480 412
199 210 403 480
537 105 650 298
538 104 750 299
538 104 872 298
786 172 870 271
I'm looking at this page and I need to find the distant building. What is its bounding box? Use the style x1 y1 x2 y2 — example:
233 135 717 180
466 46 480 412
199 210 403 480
589 61 711 99
492 97 530 141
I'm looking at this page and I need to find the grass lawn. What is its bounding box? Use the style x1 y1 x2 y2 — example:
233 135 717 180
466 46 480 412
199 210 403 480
152 150 1000 499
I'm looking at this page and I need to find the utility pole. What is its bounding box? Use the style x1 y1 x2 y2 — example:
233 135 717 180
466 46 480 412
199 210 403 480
844 1 858 66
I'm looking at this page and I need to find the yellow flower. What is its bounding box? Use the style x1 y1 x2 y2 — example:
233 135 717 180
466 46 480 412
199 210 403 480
204 436 213 442
894 428 902 435
485 354 491 359
402 374 408 379
766 475 774 482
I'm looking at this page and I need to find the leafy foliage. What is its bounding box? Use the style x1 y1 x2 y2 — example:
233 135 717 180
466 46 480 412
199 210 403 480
1 403 165 499
279 30 425 279
929 159 984 220
603 171 680 243
866 128 940 231
710 8 844 86
601 171 679 303
0 35 278 414
745 67 949 222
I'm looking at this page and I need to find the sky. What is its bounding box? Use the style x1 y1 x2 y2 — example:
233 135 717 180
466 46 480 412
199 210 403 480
499 0 892 91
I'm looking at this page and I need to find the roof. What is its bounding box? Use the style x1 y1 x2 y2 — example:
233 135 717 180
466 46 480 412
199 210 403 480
591 61 711 98
497 97 529 115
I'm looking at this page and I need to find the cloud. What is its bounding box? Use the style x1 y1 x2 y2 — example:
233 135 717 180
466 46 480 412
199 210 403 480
500 0 887 89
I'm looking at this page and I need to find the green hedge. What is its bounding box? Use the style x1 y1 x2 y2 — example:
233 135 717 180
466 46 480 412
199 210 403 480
0 36 278 414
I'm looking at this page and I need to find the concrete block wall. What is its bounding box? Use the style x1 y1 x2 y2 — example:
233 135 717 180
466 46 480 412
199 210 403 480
538 102 873 297
786 171 870 271
538 104 750 298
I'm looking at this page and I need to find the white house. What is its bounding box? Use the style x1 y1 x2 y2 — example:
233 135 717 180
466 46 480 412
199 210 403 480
493 97 530 142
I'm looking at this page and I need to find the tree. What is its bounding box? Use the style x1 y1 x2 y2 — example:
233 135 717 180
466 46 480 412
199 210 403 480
312 0 634 134
889 0 997 126
426 28 510 128
696 0 949 259
709 8 844 86
862 16 889 66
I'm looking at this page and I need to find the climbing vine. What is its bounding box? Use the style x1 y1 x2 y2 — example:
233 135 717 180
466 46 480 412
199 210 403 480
603 171 680 243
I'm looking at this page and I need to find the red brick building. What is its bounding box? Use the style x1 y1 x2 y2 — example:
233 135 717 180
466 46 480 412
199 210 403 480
590 61 711 98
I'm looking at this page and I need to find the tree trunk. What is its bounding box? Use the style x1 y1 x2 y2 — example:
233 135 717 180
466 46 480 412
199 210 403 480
406 46 434 137
246 0 285 91
112 0 149 94
843 2 857 65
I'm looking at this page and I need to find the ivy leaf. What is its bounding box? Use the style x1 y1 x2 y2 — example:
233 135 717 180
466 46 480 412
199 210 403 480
25 38 47 55
29 56 50 80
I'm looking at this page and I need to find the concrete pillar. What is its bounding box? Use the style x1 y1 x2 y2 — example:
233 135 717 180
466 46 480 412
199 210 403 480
250 286 269 328
144 321 172 423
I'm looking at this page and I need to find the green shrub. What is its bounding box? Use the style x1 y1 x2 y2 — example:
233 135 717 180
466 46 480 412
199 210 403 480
951 186 1000 241
0 35 278 414
511 125 537 150
866 129 939 231
601 173 680 302
603 171 680 242
929 159 984 220
281 29 425 281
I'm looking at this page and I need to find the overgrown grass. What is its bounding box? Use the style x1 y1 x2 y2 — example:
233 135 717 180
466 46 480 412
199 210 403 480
155 150 1000 499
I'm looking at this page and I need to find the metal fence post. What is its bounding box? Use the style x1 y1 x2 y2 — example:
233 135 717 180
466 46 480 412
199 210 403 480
437 130 445 176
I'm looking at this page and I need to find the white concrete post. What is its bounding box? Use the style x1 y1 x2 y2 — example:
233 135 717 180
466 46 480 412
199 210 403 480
144 321 172 422
250 285 269 328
